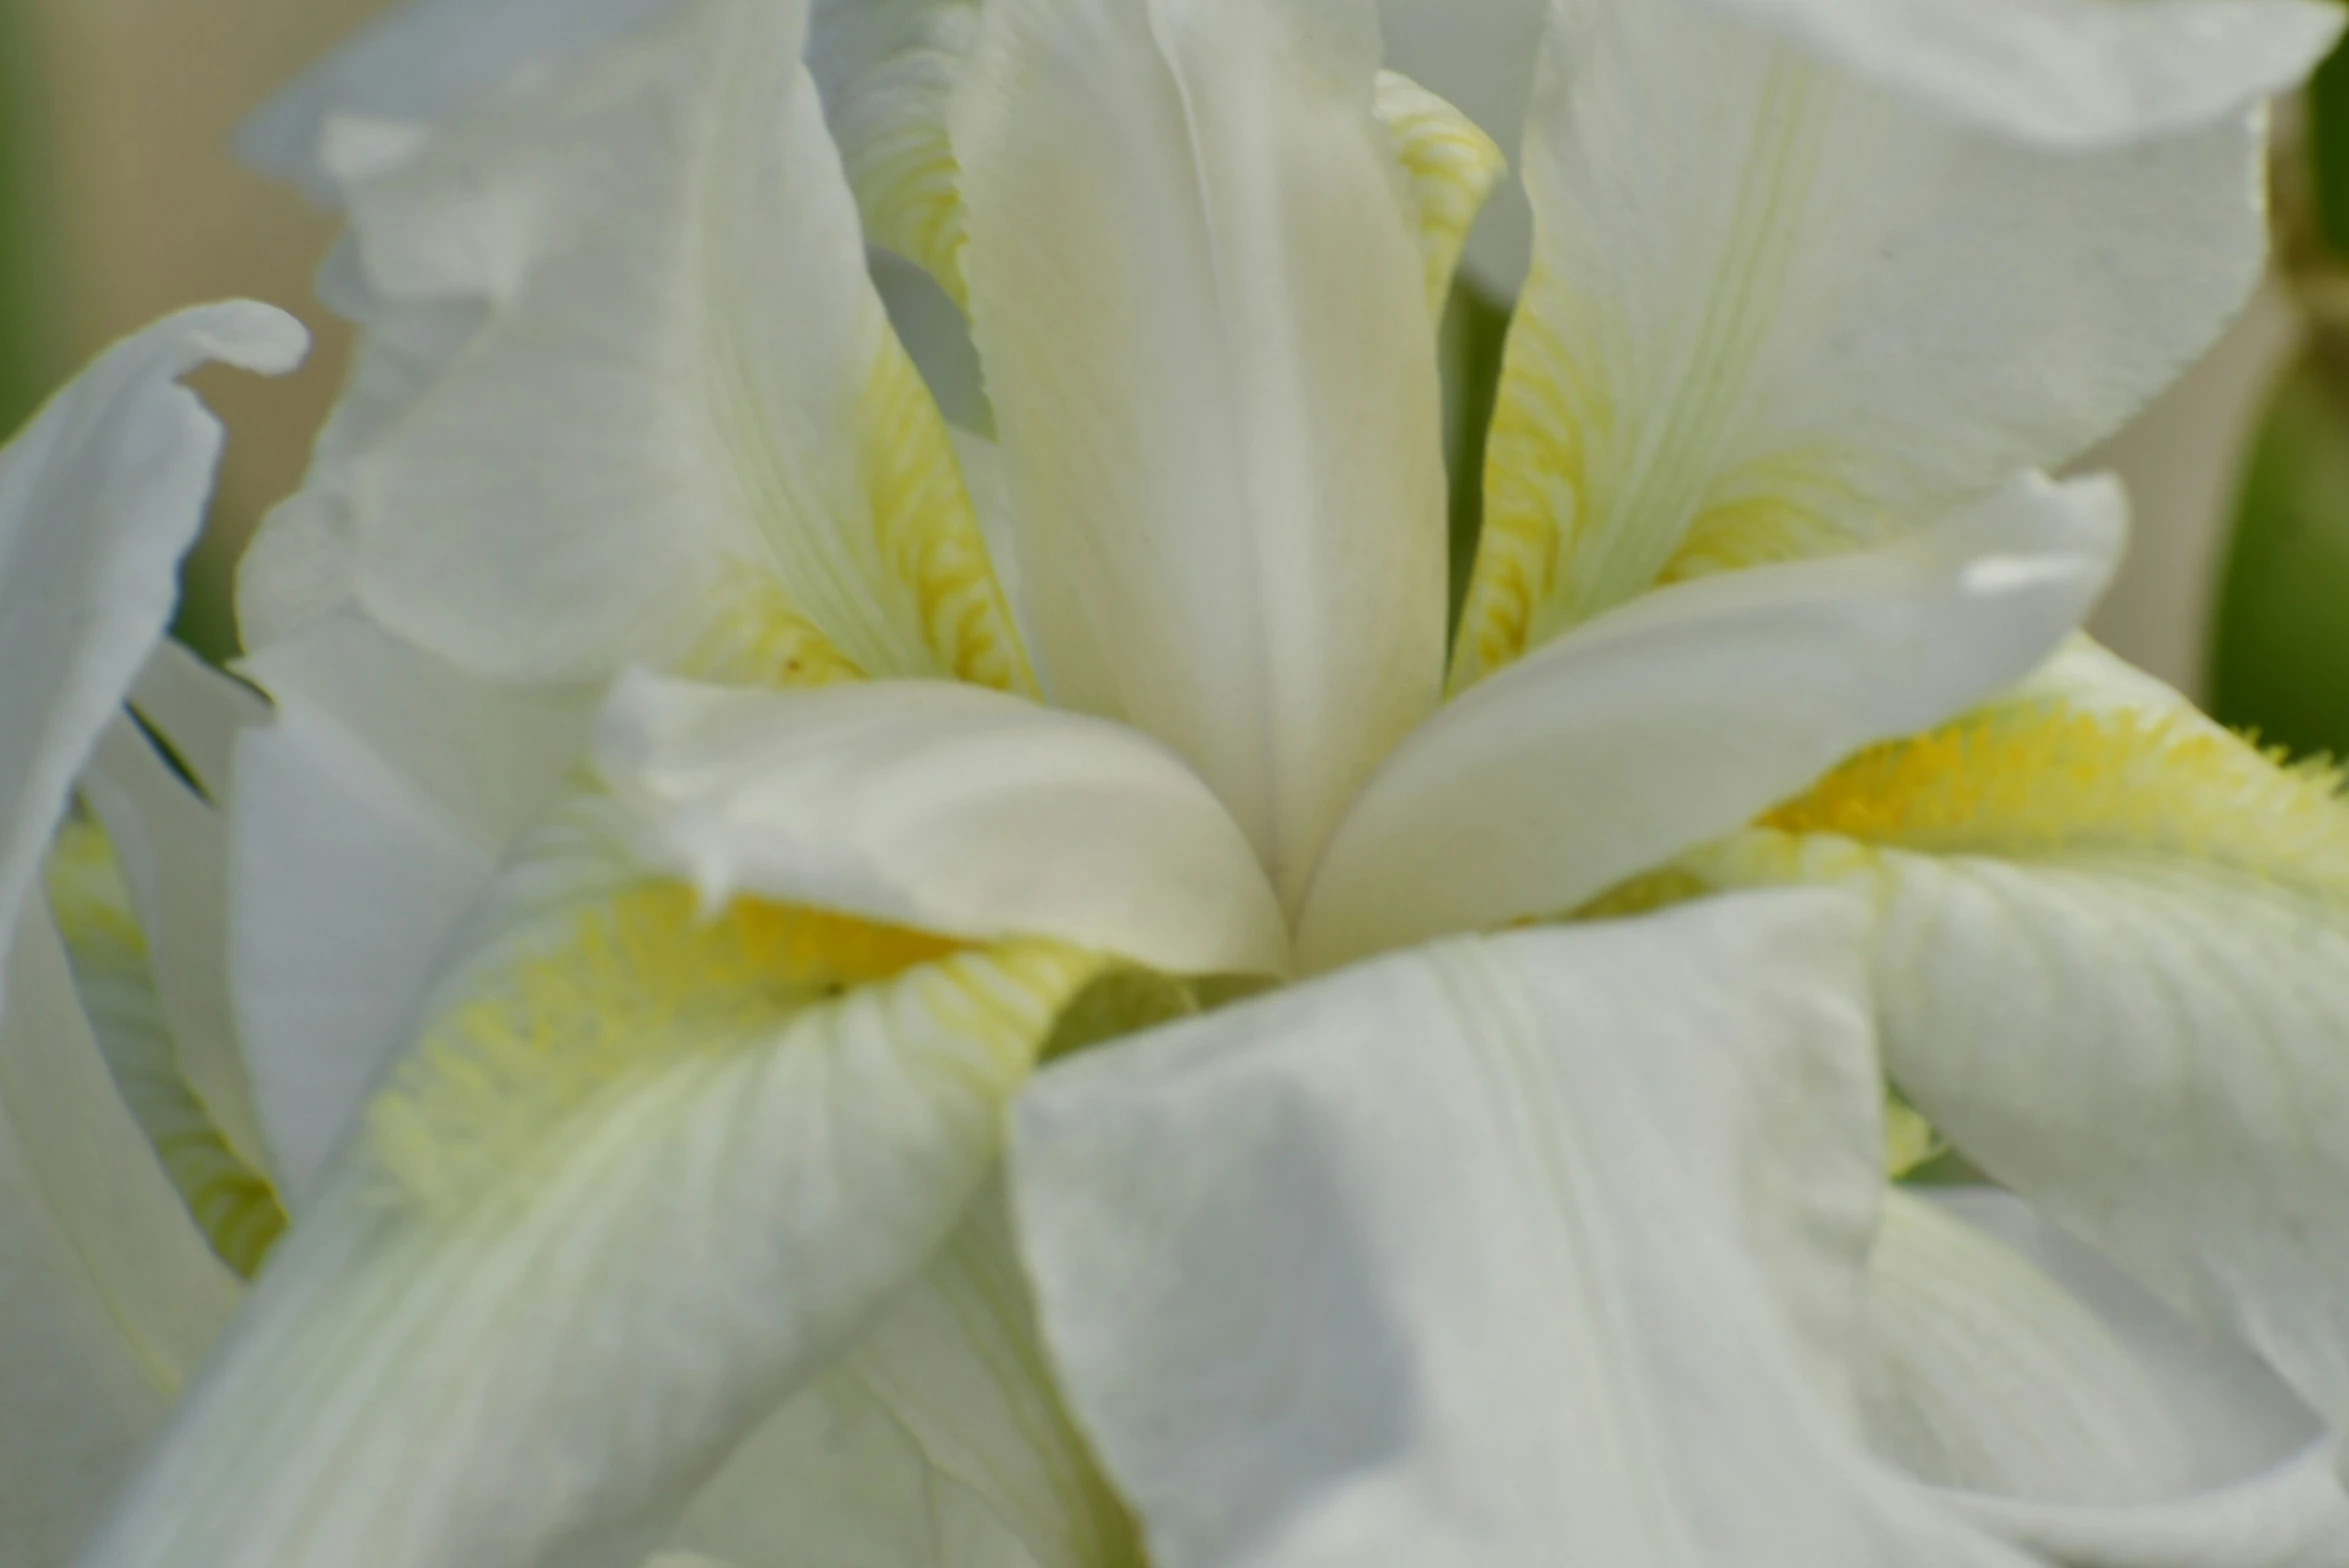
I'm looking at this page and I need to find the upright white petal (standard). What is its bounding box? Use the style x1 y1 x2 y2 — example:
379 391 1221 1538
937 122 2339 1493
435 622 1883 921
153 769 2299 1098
0 304 305 986
1297 473 2120 969
344 0 1027 694
1014 893 2031 1566
597 674 1287 977
1452 0 2267 684
953 0 1448 901
1712 0 2343 147
81 803 1116 1568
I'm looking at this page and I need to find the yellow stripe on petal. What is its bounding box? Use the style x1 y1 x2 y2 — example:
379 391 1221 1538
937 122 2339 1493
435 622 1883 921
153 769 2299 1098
1374 71 1505 322
45 819 287 1277
1761 703 2349 891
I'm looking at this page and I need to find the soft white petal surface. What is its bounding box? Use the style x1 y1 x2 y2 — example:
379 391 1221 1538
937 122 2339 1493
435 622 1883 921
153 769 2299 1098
345 0 1024 692
124 639 266 807
1453 0 2265 682
1375 0 1547 291
1713 0 2341 147
231 613 590 1201
1014 893 2030 1566
82 815 1109 1568
954 0 1447 900
1702 652 2349 1436
597 673 1286 977
0 910 238 1565
0 304 304 993
1891 1190 2349 1568
1299 473 2120 969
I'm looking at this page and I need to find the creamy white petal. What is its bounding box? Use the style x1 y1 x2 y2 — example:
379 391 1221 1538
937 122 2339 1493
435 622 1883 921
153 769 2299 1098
1452 0 2265 683
0 304 304 987
344 0 1026 693
596 673 1286 977
846 1183 1139 1568
0 909 240 1565
231 612 591 1201
83 814 1113 1568
1712 0 2341 147
78 716 272 1180
1375 0 1548 292
1701 656 2349 1433
1013 892 2029 1566
1297 473 2120 969
954 0 1447 900
1897 1190 2349 1568
124 639 266 807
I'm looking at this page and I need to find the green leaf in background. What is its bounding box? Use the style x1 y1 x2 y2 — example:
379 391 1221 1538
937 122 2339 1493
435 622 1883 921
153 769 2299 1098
2212 347 2349 759
1440 276 1511 643
0 0 65 441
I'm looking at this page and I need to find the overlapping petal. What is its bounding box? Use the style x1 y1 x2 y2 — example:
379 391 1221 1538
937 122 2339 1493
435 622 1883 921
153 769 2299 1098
952 0 1448 900
340 0 1026 694
596 673 1286 977
1452 0 2274 685
1012 892 2037 1566
1297 473 2120 968
1695 642 2349 1436
82 796 1114 1568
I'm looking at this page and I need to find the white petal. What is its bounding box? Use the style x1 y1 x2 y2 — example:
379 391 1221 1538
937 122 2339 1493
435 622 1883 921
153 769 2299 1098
954 0 1448 901
1452 0 2267 682
1013 892 2029 1566
78 715 273 1180
1375 0 1549 292
1904 1191 2349 1568
83 823 1114 1568
845 1183 1138 1568
124 639 267 807
1297 472 2120 970
0 304 304 985
1705 655 2349 1434
0 909 240 1564
596 673 1287 977
1711 0 2341 147
344 0 1026 692
231 612 590 1201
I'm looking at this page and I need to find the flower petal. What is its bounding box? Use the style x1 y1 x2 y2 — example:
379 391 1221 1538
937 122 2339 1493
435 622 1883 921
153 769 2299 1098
1452 0 2267 684
596 673 1287 977
124 639 267 807
1012 892 2029 1565
0 304 304 985
343 0 1026 693
1700 646 2349 1431
0 907 239 1564
1711 0 2341 147
953 0 1448 900
82 810 1113 1568
230 612 591 1201
1900 1190 2349 1568
1374 0 1548 292
1297 472 2119 970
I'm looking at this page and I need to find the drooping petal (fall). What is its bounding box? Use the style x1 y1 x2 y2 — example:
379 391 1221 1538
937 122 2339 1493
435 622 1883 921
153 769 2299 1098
343 0 1027 694
953 0 1449 901
1699 642 2349 1436
0 304 305 995
596 673 1286 977
1451 0 2271 686
1013 892 2034 1566
1297 472 2119 969
82 800 1114 1568
1710 0 2342 148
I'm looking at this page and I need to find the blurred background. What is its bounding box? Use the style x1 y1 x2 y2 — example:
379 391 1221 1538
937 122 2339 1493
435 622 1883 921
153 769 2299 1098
1 0 2342 737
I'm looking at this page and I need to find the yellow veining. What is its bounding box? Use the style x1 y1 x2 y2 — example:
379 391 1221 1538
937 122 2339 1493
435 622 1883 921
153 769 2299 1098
1762 703 2349 891
1373 71 1505 322
675 571 869 688
1453 59 1839 691
856 332 1033 694
367 881 1098 1214
837 2 977 308
44 819 287 1277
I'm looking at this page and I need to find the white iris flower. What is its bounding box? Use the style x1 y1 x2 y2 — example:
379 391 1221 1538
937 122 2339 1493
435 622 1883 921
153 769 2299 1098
3 0 2347 1565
